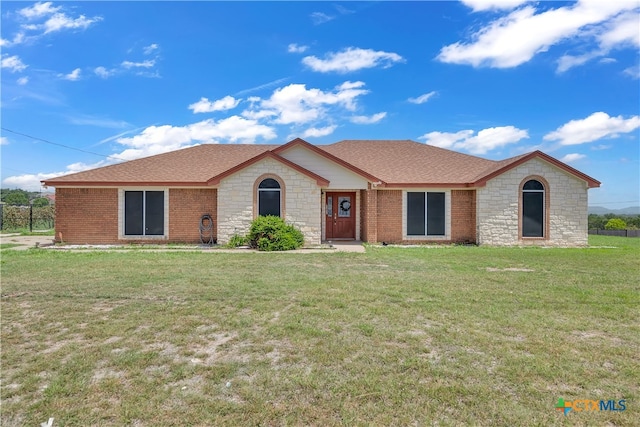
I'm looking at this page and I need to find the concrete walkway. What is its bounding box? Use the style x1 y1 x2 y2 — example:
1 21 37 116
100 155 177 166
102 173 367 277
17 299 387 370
0 233 55 250
0 234 366 253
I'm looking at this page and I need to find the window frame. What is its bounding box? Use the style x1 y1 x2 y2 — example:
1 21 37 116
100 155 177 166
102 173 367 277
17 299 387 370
519 176 549 240
403 190 450 240
253 174 285 219
119 189 169 239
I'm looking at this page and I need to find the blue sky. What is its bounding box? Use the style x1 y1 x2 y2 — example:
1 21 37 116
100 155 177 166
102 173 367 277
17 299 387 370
1 0 638 208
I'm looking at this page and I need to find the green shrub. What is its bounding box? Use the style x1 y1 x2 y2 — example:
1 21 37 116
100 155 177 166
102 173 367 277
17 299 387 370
247 215 304 251
226 234 248 248
604 218 627 230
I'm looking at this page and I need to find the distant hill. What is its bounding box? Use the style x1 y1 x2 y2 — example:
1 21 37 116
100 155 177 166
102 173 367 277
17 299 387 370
588 206 640 215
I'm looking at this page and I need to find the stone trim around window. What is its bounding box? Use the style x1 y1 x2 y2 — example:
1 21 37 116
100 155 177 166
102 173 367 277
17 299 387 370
518 175 550 241
252 174 286 219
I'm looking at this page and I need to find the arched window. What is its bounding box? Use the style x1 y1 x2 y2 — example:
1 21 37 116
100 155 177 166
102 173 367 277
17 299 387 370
258 178 281 217
522 179 544 237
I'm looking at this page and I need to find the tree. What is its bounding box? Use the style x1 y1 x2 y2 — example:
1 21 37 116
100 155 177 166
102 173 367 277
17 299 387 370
2 190 29 206
588 214 606 229
31 197 50 207
604 218 627 230
626 215 640 229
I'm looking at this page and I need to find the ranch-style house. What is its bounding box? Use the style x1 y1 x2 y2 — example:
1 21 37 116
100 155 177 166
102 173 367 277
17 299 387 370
42 138 600 246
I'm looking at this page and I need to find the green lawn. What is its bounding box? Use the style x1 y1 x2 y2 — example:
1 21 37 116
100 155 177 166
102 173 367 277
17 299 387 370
1 236 638 426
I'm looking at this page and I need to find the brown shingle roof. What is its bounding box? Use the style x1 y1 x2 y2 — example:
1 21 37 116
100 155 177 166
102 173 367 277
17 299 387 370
42 139 600 188
43 144 276 186
320 140 500 187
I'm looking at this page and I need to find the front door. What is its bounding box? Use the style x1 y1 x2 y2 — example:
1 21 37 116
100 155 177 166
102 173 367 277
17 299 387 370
325 192 355 240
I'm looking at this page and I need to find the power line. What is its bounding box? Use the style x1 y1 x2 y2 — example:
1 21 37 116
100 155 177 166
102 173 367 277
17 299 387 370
589 201 640 206
1 127 125 161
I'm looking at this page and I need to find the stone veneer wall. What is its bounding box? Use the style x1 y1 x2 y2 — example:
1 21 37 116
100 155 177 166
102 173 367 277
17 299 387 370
217 157 321 245
476 157 589 246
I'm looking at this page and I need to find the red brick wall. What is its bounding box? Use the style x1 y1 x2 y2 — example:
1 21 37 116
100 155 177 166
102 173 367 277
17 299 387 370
360 189 378 242
376 190 403 243
360 189 367 241
451 190 476 243
168 189 217 243
55 188 119 244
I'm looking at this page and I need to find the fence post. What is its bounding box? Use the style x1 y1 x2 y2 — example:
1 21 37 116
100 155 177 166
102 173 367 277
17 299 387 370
29 204 33 233
0 204 3 231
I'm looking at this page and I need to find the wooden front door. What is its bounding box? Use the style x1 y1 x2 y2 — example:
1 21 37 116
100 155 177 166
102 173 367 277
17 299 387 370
325 192 355 240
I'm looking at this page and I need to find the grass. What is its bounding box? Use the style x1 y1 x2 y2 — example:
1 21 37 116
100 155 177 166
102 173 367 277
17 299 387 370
0 228 55 236
1 235 638 426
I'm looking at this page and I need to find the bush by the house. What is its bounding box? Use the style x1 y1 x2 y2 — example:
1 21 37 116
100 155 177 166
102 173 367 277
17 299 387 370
247 215 304 251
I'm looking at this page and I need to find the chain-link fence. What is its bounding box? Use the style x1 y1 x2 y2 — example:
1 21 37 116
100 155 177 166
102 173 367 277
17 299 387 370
0 204 55 232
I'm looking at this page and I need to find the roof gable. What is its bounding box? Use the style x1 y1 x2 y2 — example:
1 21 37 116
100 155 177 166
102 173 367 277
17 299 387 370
273 138 382 183
206 150 330 186
472 150 600 188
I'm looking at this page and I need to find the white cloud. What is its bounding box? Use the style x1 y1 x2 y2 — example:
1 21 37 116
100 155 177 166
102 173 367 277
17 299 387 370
623 64 640 79
0 33 26 47
0 137 9 145
5 159 115 191
461 0 529 12
599 11 640 50
18 2 61 19
557 11 640 72
115 116 276 159
10 2 102 44
437 1 638 68
245 81 370 125
188 96 241 113
60 67 81 81
1 55 28 72
408 91 437 104
17 76 29 85
599 57 617 64
557 52 598 73
41 13 101 34
544 112 640 145
310 12 334 25
420 130 474 150
302 47 404 73
288 43 309 53
350 112 387 124
143 43 159 55
121 60 155 69
560 153 587 163
301 125 337 138
94 66 115 79
420 126 529 154
4 171 67 192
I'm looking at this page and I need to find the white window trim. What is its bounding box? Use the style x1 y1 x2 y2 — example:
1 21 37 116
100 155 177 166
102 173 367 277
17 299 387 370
402 189 451 241
118 188 169 240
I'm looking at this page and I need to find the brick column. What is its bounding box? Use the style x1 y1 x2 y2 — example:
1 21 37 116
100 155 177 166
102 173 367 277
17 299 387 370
361 189 378 242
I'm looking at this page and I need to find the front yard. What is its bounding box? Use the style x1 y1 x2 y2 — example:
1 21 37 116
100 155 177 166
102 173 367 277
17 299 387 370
1 236 638 425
